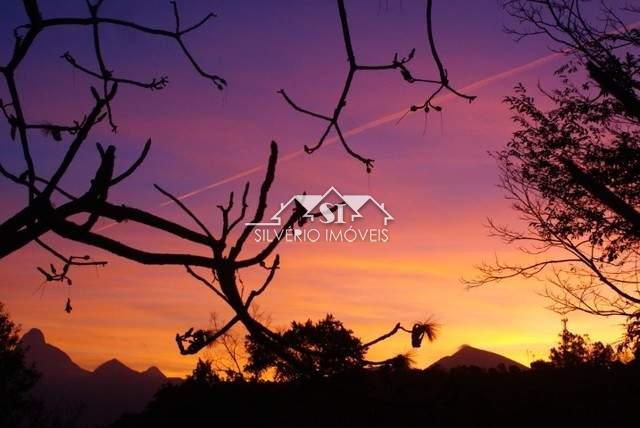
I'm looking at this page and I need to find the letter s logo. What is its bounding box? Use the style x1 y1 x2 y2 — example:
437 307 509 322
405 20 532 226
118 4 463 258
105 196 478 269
319 203 346 224
319 203 335 224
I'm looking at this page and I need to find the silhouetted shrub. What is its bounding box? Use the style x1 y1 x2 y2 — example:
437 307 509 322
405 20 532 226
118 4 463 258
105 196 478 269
0 302 40 427
245 314 365 381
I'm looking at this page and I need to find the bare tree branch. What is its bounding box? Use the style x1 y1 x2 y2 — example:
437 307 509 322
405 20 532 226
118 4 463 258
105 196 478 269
279 0 475 172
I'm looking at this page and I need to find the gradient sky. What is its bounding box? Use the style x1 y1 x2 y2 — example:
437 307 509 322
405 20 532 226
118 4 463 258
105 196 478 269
0 0 629 377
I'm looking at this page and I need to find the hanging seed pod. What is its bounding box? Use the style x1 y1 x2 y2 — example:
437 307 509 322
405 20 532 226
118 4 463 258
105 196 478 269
411 323 425 348
411 321 439 348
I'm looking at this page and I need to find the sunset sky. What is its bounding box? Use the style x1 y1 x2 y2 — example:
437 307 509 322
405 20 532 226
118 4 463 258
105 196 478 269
0 0 628 377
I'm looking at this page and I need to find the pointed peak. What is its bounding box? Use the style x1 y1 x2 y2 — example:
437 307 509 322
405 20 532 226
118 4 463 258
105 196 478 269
428 345 528 371
459 344 476 350
94 358 132 375
102 358 126 367
21 328 45 346
143 366 166 380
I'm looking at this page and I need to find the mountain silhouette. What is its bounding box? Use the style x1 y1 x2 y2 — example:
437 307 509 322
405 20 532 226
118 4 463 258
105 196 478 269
20 328 179 427
21 328 90 380
427 345 528 371
142 366 167 382
94 358 140 378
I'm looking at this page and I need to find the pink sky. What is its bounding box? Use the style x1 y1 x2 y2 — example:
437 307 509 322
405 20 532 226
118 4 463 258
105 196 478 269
0 0 626 377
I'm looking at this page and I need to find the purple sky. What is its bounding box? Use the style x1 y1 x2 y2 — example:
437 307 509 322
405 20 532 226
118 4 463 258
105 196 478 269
0 0 626 376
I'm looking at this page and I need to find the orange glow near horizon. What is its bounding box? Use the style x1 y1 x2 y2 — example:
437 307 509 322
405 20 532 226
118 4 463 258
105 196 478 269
0 0 628 379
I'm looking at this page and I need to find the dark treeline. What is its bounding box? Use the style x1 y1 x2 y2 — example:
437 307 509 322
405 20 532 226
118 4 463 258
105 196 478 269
111 322 640 428
4 302 640 427
112 361 640 427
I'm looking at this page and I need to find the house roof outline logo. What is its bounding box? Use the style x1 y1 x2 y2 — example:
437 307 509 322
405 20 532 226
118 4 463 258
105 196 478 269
246 186 394 226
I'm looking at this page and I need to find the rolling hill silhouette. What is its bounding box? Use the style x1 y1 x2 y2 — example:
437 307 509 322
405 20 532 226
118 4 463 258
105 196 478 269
19 330 530 426
428 345 528 371
20 328 179 427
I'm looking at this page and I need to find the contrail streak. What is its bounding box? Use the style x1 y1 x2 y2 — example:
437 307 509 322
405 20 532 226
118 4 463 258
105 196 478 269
96 51 562 232
162 51 562 204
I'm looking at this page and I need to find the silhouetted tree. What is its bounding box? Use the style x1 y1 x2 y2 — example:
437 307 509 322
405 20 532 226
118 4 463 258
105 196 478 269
533 319 618 369
0 302 40 427
0 0 467 378
187 359 220 387
205 314 251 382
246 314 438 381
549 322 590 369
619 315 640 362
468 1 640 332
588 340 617 368
245 314 366 381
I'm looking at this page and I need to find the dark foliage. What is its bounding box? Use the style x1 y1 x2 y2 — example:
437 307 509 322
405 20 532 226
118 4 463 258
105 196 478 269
110 320 638 427
619 314 640 362
0 302 40 427
112 362 640 428
531 320 618 370
188 359 220 387
469 1 640 326
245 314 366 381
